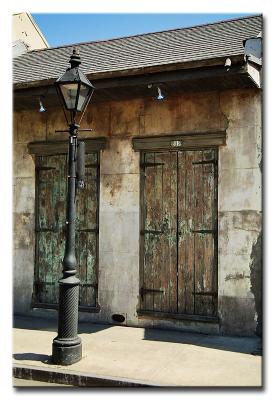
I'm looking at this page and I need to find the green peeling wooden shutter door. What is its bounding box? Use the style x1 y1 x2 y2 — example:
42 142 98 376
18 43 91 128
140 152 178 313
140 149 218 317
177 149 218 317
34 152 99 309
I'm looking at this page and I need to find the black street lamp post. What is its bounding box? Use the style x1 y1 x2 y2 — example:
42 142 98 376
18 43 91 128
52 48 94 365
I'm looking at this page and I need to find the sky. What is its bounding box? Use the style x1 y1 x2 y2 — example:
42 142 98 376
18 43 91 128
32 13 254 48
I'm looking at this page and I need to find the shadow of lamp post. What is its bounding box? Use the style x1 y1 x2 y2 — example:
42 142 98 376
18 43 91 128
52 48 94 365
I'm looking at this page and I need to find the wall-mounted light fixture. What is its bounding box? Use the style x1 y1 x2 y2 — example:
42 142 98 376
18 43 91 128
157 86 164 101
147 84 165 101
39 97 46 112
224 58 231 72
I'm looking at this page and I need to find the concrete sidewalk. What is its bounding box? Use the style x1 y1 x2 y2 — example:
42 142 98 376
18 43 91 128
13 315 262 387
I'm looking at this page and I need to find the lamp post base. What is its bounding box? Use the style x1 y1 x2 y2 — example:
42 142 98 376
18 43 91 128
52 338 82 365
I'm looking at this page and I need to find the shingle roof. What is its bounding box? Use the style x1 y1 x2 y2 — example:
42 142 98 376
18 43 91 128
13 14 262 85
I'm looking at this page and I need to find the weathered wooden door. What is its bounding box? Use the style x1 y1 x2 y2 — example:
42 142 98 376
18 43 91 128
33 152 99 310
140 149 218 318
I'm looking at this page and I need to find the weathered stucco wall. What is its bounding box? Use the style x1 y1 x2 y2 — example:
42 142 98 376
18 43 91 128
13 117 36 312
13 88 262 335
218 89 262 335
97 138 140 325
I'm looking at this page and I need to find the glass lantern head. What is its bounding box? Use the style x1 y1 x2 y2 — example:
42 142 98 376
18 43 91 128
55 48 94 121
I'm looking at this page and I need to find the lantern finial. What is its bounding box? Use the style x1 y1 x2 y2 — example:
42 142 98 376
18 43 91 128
69 47 81 68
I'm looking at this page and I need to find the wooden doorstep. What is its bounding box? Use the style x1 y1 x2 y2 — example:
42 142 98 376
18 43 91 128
137 309 219 323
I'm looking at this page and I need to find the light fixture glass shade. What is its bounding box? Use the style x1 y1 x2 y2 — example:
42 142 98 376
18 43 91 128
157 87 164 100
77 84 91 111
59 83 79 110
57 82 93 112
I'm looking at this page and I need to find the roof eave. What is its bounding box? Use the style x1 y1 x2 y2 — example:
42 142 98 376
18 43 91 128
13 54 245 91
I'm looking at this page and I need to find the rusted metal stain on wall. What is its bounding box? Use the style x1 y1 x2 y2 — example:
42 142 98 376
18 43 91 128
140 149 218 317
34 152 99 308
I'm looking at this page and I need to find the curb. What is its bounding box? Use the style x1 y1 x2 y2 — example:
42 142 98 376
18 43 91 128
13 363 161 387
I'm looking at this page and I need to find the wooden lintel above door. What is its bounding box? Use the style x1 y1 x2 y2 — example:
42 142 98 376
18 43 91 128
132 131 226 152
28 137 107 156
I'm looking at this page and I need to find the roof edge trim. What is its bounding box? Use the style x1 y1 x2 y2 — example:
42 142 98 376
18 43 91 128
13 54 245 90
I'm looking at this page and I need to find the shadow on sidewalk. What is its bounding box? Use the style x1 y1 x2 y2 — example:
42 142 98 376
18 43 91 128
13 314 262 356
13 314 111 335
143 328 262 355
13 353 50 363
13 353 69 365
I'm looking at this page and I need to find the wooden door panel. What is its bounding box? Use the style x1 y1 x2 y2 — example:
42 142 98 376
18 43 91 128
194 234 215 293
161 152 177 313
86 231 98 307
194 233 216 316
178 149 217 316
51 231 64 304
36 155 67 231
141 148 218 318
192 161 216 231
75 231 97 307
141 152 177 313
76 153 98 231
85 158 98 230
178 151 195 314
142 153 162 311
34 152 99 309
192 150 217 316
36 163 55 230
36 231 54 304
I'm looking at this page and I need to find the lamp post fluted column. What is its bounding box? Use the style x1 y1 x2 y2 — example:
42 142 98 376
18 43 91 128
52 123 81 365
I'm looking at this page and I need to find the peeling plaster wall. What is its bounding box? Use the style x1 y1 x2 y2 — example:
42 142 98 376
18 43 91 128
13 88 262 335
218 89 262 335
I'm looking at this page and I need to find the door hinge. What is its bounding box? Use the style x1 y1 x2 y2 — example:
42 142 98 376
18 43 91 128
77 228 99 234
191 229 217 234
85 163 99 168
140 229 164 235
79 283 98 288
193 291 218 297
140 162 165 168
140 287 164 300
192 159 217 165
36 166 56 171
